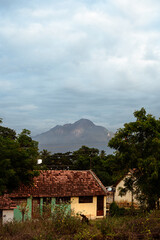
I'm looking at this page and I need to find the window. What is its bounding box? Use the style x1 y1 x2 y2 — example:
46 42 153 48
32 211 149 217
56 197 70 204
79 196 93 203
43 197 51 205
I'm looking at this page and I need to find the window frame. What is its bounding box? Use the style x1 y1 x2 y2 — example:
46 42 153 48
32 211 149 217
79 196 93 203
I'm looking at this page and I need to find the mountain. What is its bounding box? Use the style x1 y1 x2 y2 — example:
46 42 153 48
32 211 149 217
33 119 114 154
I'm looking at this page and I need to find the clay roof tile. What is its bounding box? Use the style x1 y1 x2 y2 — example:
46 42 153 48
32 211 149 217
0 194 17 210
9 170 108 198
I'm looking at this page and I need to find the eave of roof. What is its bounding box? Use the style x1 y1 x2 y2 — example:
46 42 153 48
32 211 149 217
0 195 16 210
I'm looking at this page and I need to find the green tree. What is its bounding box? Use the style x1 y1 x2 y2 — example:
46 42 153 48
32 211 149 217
108 108 160 209
71 146 114 186
0 120 39 194
39 150 73 170
118 171 136 207
72 145 99 170
39 149 51 168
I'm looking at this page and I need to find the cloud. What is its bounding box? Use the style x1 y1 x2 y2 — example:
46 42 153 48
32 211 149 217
1 0 160 135
14 104 38 111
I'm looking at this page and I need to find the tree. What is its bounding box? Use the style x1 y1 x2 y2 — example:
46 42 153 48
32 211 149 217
108 108 160 209
118 171 136 207
72 145 99 170
39 150 73 170
39 149 51 168
0 120 39 195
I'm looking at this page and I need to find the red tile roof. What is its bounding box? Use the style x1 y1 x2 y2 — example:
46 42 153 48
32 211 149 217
0 194 16 210
10 170 108 198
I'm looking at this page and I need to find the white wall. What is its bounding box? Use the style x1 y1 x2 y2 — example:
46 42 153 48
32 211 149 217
115 178 139 207
3 210 14 224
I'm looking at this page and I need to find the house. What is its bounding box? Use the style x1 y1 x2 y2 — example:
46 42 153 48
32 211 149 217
0 195 16 224
114 170 139 208
8 170 108 221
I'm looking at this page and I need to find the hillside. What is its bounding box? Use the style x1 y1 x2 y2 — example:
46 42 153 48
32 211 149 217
33 119 114 153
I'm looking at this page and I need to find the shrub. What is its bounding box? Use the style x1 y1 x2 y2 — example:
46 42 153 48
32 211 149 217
109 202 125 216
51 203 83 234
73 227 101 240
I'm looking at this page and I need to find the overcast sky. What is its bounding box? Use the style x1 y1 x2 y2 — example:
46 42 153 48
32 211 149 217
1 0 160 135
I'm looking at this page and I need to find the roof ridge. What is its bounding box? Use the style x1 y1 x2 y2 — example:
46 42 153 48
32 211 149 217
89 170 108 195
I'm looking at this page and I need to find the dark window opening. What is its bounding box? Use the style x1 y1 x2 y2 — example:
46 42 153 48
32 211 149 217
43 198 51 217
32 198 40 219
79 196 93 203
56 197 70 204
43 197 51 205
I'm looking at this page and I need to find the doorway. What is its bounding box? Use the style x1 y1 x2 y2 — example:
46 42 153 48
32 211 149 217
97 196 104 216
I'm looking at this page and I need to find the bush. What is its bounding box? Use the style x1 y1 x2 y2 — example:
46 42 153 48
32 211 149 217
73 227 101 240
51 203 83 234
109 202 125 216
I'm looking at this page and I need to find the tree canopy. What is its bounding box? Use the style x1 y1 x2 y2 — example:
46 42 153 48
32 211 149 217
0 120 39 195
108 108 160 209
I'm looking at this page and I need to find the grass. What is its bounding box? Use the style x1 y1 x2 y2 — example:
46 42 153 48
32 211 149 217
1 209 160 239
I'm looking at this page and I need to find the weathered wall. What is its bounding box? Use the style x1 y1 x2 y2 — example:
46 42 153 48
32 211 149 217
115 179 139 207
3 210 14 224
14 198 32 221
13 196 106 221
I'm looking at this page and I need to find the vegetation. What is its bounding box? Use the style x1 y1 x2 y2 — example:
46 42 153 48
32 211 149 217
1 108 160 238
0 119 39 194
1 210 160 239
109 202 125 217
108 108 160 210
39 145 116 186
38 108 160 211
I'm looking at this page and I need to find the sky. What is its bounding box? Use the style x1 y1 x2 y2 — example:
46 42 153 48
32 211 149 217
1 0 160 135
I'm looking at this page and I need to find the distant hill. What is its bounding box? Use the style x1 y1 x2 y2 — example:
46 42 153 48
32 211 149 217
33 119 114 154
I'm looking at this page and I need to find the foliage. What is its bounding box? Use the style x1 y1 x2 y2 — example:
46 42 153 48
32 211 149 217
2 211 160 239
51 202 83 235
108 108 160 209
0 120 39 194
39 145 117 186
118 171 137 207
0 202 158 240
109 202 125 217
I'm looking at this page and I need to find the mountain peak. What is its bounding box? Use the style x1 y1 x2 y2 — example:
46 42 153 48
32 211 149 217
74 119 95 127
33 119 114 154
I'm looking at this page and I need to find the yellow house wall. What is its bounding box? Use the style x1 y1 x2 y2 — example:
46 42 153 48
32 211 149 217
71 196 106 219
